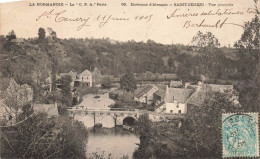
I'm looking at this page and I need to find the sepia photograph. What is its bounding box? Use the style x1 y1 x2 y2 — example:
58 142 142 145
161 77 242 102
0 0 259 158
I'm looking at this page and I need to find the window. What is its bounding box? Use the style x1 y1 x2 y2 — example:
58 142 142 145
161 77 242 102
176 104 179 108
82 77 84 81
178 110 181 114
170 110 173 113
172 96 174 101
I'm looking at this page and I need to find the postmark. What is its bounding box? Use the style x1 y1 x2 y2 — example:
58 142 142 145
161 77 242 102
222 113 259 158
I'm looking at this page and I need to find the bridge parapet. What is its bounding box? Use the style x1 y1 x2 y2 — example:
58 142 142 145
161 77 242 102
67 107 185 127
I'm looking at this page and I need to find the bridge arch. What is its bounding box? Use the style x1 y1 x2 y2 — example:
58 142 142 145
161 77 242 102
74 114 95 128
123 116 137 126
101 116 116 128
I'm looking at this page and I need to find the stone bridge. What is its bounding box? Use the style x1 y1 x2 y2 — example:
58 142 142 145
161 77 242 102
67 107 184 128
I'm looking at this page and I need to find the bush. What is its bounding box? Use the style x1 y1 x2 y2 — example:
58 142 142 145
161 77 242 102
1 112 88 159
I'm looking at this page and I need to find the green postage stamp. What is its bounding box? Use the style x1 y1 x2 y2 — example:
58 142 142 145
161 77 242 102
222 113 259 158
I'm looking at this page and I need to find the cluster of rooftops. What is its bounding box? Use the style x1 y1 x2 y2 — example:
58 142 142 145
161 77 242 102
134 80 234 114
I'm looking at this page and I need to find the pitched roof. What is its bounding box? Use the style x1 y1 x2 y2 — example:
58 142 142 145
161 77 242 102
186 89 207 106
155 101 166 109
207 84 233 92
154 88 165 97
154 84 167 90
165 88 194 103
80 69 92 76
33 104 58 117
135 84 157 98
186 83 234 106
170 80 183 88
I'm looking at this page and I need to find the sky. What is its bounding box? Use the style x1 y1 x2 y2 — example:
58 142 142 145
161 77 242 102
0 0 258 46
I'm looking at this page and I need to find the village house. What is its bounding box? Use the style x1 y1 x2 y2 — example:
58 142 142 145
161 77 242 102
77 69 93 87
153 84 167 105
134 84 158 105
155 86 194 114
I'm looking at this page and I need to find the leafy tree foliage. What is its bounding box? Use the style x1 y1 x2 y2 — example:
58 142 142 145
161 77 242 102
168 56 175 68
101 76 112 88
38 27 46 40
188 31 223 81
234 15 260 112
60 75 72 106
134 113 153 159
120 73 137 92
184 91 242 158
1 109 88 159
134 91 242 159
6 30 16 41
191 31 220 49
234 15 260 80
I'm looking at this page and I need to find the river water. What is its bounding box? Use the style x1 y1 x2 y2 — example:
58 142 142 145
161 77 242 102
86 127 140 159
78 90 140 158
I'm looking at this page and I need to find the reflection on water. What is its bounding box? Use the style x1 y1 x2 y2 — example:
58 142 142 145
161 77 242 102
74 114 116 128
86 127 140 159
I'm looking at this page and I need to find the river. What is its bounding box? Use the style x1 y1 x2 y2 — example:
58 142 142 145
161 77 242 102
86 127 140 159
79 90 140 158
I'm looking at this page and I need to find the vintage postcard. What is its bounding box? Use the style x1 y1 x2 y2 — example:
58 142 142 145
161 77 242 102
0 0 259 158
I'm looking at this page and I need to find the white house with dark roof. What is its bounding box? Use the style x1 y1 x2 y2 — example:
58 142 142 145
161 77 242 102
165 87 194 114
155 86 194 114
78 69 92 87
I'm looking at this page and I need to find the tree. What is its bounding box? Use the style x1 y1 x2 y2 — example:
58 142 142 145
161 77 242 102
234 15 260 80
191 31 220 49
134 113 153 159
168 56 175 68
60 75 72 107
234 15 260 112
38 27 46 40
6 30 16 41
185 91 242 158
176 54 193 82
120 73 137 92
0 108 88 159
101 76 112 88
190 31 222 80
